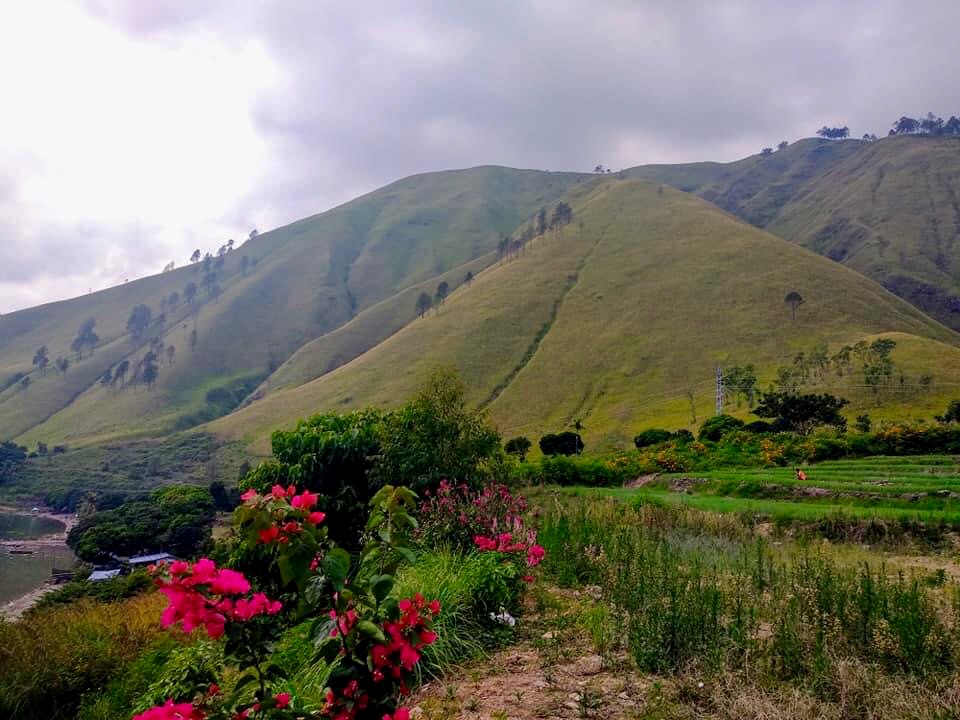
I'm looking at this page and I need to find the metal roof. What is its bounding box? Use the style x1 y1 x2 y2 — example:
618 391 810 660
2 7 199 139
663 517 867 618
88 569 122 582
128 552 177 565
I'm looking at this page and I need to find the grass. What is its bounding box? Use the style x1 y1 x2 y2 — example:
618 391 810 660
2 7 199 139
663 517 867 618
537 495 960 697
214 177 960 455
1 166 586 448
0 593 169 720
631 134 960 330
551 455 960 530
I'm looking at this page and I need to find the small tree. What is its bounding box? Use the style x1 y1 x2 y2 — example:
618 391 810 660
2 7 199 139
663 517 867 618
504 436 532 461
190 249 201 263
54 356 70 376
698 414 744 441
416 291 433 318
634 429 673 448
19 376 30 391
184 281 198 306
32 346 49 374
464 270 474 286
754 391 848 434
71 317 98 359
854 414 872 433
935 400 960 424
112 359 129 387
784 291 804 320
760 147 773 156
539 432 583 456
126 304 152 340
777 140 789 151
435 281 450 308
166 345 176 366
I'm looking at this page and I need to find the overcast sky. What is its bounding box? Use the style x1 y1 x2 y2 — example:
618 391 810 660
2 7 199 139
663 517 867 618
2 1 959 313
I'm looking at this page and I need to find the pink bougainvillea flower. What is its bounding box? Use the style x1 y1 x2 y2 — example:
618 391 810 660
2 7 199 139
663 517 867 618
274 692 291 709
132 698 204 720
240 488 258 502
307 511 326 525
271 484 287 499
291 489 318 510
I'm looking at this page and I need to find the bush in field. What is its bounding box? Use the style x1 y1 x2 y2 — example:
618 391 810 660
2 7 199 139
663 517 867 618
673 429 694 443
521 455 626 486
374 368 501 493
539 431 584 456
241 409 384 548
504 436 532 461
415 480 529 552
698 414 744 441
743 420 774 434
633 428 673 448
754 391 848 433
936 399 960 424
130 484 440 720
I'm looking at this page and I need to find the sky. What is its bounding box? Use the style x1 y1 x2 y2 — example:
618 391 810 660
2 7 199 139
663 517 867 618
2 0 959 313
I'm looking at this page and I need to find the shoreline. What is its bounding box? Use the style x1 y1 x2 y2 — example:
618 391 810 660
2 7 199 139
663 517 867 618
0 505 78 621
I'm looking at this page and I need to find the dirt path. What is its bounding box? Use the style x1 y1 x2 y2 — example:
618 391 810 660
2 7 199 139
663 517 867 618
411 641 650 720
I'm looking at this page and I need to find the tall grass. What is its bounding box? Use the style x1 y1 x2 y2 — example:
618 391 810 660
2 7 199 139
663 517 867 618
539 497 959 679
0 593 169 720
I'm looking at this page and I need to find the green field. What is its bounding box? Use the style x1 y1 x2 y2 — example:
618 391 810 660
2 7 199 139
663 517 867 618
560 455 960 526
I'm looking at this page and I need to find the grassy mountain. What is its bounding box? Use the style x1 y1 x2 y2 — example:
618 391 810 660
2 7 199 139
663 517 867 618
211 179 960 453
629 135 960 330
1 166 587 445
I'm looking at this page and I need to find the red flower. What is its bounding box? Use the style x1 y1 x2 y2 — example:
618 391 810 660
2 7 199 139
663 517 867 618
258 526 280 544
307 511 326 525
274 692 291 709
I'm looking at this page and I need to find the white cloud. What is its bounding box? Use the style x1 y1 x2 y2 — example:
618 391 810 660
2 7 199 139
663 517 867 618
0 2 277 310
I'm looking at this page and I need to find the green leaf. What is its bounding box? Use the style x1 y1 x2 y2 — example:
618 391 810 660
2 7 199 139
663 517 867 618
356 620 387 643
371 574 394 602
322 548 351 590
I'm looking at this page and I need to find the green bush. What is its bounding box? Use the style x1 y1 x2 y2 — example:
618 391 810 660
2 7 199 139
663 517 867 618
698 414 745 441
633 429 673 448
521 455 626 487
35 571 151 609
539 432 584 456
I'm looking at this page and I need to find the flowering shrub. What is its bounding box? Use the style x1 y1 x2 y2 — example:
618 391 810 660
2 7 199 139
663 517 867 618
416 480 528 551
132 484 438 720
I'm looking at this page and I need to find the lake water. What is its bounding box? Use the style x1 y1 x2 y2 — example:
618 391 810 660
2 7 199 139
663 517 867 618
0 511 76 606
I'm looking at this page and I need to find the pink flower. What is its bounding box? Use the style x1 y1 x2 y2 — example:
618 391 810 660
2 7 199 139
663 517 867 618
307 511 326 525
271 484 287 499
133 699 204 720
274 692 291 709
240 488 258 502
291 489 318 510
527 544 546 567
209 568 250 595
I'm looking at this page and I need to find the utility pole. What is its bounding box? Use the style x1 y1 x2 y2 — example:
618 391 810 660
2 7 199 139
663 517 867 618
715 366 723 416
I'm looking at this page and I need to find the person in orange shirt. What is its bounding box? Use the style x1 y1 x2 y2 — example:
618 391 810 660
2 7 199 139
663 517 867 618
794 467 807 481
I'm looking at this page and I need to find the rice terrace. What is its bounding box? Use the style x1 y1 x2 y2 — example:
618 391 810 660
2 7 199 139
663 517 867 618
5 3 960 720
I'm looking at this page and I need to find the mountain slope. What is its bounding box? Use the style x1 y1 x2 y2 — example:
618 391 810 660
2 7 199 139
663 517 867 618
211 179 960 453
629 135 960 329
2 166 588 444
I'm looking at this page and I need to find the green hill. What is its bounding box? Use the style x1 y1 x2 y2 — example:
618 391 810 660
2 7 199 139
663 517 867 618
211 179 960 453
629 135 960 330
1 166 587 445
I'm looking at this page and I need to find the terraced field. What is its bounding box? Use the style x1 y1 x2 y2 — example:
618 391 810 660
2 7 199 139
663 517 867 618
567 455 960 525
